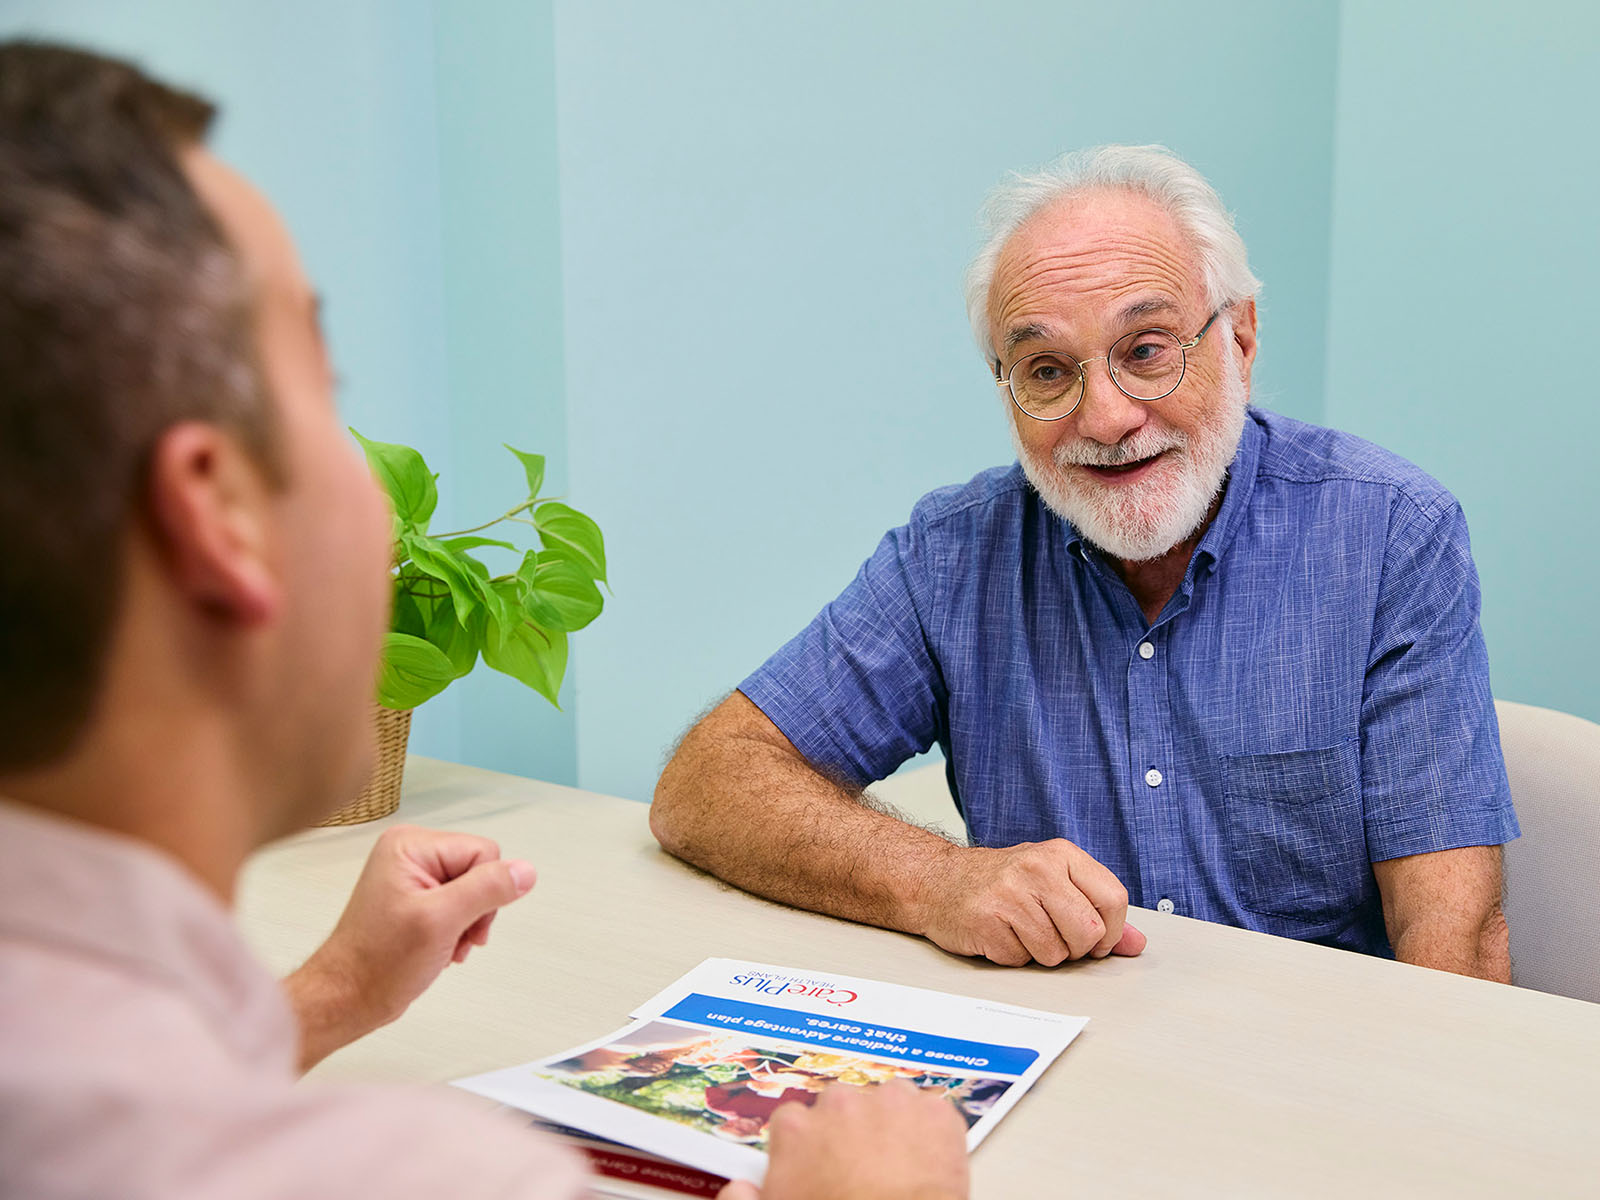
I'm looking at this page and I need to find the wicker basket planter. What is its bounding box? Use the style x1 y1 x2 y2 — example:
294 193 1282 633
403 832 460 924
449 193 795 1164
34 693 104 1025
319 704 413 826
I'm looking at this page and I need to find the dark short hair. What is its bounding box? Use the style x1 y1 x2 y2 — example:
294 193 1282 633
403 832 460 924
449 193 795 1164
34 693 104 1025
0 41 276 770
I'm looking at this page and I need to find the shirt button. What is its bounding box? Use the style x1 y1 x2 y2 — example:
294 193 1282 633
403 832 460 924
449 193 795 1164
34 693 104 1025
1138 641 1155 659
1145 768 1163 787
1157 898 1175 914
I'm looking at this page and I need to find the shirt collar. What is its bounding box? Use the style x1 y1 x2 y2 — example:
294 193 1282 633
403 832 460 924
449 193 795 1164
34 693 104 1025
1060 407 1265 577
1191 407 1263 574
0 799 296 1073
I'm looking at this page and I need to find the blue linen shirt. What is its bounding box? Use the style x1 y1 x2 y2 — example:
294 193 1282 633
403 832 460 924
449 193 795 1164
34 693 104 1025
741 409 1519 957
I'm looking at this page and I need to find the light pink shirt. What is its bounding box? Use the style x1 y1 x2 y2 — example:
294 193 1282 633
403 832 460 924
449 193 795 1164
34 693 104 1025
0 800 589 1198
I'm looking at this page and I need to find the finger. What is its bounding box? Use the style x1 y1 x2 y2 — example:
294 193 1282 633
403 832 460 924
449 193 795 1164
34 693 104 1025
978 920 1040 967
434 858 536 931
451 909 497 963
400 829 505 886
875 1078 921 1102
1110 921 1147 956
1033 886 1106 961
716 1182 760 1200
463 910 496 947
1003 899 1077 965
1064 852 1130 958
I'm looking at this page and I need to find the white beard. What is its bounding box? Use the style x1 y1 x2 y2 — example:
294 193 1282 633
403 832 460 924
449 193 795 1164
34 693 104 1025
1012 351 1249 562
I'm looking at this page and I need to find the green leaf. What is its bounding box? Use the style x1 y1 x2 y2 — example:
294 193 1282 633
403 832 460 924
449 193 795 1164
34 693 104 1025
482 612 568 708
394 563 453 626
350 429 438 530
534 502 607 583
391 584 428 639
424 595 483 679
377 631 456 709
523 557 604 632
505 445 546 499
457 552 514 634
440 535 518 553
495 571 531 605
403 532 482 627
516 548 542 585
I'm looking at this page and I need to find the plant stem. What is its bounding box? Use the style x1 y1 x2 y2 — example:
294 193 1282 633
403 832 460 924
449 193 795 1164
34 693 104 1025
434 499 537 540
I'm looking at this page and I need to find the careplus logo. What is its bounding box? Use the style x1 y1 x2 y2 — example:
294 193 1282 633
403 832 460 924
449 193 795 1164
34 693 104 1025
729 972 859 1006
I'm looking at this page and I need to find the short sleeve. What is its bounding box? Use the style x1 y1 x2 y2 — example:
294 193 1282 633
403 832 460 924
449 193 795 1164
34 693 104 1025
1361 498 1520 861
740 516 948 788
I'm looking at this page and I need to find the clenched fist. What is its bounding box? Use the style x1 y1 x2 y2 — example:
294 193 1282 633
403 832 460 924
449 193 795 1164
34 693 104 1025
914 839 1146 966
283 825 537 1070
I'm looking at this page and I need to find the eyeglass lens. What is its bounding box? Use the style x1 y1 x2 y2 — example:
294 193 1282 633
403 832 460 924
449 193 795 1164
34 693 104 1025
1009 327 1187 418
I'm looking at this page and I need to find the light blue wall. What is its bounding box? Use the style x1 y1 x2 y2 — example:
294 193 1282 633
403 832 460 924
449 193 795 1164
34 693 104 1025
432 0 577 783
553 0 1341 800
1324 1 1600 722
0 0 468 761
0 0 582 775
22 3 1585 800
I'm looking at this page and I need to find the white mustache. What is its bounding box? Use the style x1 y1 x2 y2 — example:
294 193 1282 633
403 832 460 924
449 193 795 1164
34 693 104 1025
1053 429 1188 468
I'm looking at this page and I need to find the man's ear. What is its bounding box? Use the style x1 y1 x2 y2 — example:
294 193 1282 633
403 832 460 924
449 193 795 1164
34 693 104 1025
1231 298 1259 375
144 422 281 625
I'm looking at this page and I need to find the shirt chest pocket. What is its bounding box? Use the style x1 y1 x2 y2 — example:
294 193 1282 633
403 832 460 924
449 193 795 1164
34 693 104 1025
1220 741 1367 926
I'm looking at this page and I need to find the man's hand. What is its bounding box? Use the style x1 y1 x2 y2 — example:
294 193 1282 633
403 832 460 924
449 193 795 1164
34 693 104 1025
654 695 1145 971
282 825 536 1071
914 840 1146 966
717 1080 969 1200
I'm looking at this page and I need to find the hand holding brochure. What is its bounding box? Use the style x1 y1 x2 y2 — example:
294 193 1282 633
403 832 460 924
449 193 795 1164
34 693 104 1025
454 959 1088 1184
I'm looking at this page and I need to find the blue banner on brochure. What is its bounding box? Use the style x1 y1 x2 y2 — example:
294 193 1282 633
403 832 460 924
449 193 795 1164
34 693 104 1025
661 992 1038 1076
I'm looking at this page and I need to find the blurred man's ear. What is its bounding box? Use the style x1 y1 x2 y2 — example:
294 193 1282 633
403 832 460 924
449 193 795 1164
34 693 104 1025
144 421 281 624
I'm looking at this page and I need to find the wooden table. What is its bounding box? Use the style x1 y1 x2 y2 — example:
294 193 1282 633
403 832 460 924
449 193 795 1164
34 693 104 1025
236 757 1600 1198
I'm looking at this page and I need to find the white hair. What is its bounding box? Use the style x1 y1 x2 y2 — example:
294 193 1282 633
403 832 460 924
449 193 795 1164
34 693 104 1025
964 144 1262 364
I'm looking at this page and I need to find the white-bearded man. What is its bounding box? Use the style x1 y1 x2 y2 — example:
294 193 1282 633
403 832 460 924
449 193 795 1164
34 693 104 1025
652 145 1518 981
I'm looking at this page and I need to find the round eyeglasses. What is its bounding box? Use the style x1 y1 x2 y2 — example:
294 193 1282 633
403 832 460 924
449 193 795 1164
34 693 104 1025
998 308 1224 421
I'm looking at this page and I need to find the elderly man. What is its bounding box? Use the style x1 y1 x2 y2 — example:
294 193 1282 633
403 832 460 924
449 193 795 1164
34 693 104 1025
0 40 968 1200
652 145 1518 980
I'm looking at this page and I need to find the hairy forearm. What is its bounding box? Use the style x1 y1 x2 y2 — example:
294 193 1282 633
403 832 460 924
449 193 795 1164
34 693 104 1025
282 941 398 1074
650 694 957 934
283 954 367 1074
1391 906 1511 983
1376 846 1510 983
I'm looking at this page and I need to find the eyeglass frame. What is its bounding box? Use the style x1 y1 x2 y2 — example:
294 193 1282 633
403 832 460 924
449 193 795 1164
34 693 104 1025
995 306 1227 422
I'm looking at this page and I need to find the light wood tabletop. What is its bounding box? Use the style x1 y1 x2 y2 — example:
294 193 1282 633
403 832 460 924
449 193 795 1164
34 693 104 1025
236 756 1600 1199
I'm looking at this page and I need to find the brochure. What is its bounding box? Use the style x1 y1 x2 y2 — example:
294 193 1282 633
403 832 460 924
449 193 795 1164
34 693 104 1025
455 958 1088 1183
521 1117 727 1198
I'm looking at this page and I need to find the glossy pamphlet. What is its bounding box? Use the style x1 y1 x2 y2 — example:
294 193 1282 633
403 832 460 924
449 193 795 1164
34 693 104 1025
453 958 1088 1183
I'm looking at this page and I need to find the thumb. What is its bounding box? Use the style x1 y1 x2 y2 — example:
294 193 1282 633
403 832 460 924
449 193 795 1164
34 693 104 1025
435 858 537 926
717 1182 760 1200
1111 921 1147 956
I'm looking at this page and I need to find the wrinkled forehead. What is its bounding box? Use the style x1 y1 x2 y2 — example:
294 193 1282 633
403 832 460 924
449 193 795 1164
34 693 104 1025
988 190 1206 348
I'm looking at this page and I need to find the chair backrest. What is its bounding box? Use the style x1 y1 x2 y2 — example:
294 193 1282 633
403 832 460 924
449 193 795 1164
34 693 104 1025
1495 699 1600 1003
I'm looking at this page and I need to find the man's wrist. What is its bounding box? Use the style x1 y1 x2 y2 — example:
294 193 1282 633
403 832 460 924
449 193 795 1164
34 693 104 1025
888 836 965 939
283 943 388 1072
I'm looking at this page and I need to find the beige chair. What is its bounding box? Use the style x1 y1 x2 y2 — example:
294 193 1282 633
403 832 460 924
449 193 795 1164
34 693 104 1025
871 705 1600 1004
1496 699 1600 1004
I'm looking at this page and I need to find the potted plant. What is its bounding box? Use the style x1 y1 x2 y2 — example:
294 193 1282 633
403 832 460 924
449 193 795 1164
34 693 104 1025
323 430 607 825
